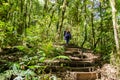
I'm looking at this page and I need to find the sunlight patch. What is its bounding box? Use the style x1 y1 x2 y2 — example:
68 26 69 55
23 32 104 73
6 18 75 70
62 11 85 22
50 0 56 4
39 0 45 5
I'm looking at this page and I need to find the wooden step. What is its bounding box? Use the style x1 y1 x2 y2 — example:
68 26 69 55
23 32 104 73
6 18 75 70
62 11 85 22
65 48 79 52
69 67 95 72
64 53 99 61
66 61 95 67
69 56 88 61
64 51 81 56
43 60 95 67
44 66 95 72
69 71 98 80
63 44 79 48
64 51 73 55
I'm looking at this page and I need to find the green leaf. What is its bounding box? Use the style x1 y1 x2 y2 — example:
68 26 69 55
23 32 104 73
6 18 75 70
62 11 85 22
39 57 45 62
52 55 70 60
14 46 26 51
12 63 20 71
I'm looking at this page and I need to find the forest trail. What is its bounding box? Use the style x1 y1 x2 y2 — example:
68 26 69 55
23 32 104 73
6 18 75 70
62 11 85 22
0 44 101 80
44 44 101 80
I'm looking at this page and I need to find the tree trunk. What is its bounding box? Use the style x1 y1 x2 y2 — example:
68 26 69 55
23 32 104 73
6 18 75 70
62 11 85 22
43 0 48 16
59 0 67 32
109 0 119 53
81 0 87 48
91 0 95 48
100 2 103 50
17 0 24 35
57 0 67 39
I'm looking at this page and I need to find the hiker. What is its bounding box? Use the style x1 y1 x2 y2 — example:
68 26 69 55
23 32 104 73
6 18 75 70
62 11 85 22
64 29 71 45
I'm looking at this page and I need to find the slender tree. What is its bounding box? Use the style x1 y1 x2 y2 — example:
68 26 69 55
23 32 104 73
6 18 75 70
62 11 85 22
91 0 95 48
109 0 119 53
81 0 87 48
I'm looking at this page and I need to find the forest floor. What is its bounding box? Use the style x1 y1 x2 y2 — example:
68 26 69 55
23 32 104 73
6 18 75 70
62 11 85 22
0 44 118 80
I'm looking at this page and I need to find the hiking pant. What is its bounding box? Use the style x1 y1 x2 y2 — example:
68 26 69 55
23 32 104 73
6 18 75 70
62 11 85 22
66 39 69 44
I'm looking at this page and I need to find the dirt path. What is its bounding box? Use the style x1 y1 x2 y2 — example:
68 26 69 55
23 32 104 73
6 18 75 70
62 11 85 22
44 44 101 80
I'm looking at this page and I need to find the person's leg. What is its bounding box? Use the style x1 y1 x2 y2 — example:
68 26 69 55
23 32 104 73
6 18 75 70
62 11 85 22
66 39 69 45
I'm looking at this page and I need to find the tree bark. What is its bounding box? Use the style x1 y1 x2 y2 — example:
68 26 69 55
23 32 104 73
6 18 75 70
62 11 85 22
81 0 87 48
109 0 119 53
100 2 103 50
91 0 95 48
57 0 67 39
59 0 67 32
17 0 24 35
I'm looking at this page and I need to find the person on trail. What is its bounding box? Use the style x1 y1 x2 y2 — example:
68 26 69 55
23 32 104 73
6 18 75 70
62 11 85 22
64 29 71 45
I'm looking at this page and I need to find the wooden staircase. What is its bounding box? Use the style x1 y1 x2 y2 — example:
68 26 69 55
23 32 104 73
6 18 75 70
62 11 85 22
43 44 100 80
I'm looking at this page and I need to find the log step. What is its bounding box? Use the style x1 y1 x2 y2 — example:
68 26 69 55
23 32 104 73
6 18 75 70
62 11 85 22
69 67 95 72
45 66 95 72
65 48 79 52
69 72 98 80
43 60 95 67
60 61 95 67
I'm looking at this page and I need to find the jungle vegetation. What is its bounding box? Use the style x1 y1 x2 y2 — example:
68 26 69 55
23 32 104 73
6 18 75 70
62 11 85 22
0 0 120 79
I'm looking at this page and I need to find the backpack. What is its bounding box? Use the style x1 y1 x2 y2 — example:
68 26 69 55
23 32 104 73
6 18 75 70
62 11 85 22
64 31 71 39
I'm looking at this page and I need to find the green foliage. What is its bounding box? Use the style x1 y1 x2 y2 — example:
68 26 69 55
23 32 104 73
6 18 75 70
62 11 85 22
0 0 120 78
0 21 19 48
0 63 39 80
14 45 27 51
20 55 39 66
0 1 10 21
0 70 13 80
12 63 20 72
40 42 64 58
52 55 70 60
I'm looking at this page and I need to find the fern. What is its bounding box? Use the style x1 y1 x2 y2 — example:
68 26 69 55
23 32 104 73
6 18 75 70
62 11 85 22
52 55 70 60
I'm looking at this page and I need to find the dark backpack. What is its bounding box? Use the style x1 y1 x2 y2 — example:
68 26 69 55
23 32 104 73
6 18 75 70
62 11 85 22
65 31 71 39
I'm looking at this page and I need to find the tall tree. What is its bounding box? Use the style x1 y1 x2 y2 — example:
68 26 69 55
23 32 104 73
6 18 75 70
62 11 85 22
109 0 119 53
81 0 87 48
91 0 95 48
